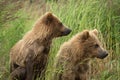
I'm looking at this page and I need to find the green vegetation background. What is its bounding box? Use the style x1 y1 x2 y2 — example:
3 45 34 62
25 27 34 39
0 0 120 80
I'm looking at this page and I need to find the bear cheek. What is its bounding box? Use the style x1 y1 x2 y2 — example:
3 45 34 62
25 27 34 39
92 52 98 58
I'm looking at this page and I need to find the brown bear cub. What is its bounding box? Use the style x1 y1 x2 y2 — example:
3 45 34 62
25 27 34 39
10 12 71 80
53 29 108 80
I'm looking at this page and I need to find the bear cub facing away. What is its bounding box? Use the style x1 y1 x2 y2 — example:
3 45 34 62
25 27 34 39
10 12 71 80
53 29 108 80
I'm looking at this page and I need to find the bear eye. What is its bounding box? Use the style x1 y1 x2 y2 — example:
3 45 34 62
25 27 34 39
59 22 63 26
94 44 99 48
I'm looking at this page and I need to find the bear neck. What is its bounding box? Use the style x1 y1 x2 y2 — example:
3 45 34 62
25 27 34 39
72 51 90 66
69 38 90 65
23 29 54 45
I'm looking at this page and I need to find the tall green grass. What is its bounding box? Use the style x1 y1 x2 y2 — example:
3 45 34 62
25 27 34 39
46 0 120 80
0 0 120 80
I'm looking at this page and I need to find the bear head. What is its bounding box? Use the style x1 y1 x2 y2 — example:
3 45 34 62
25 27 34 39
79 29 108 59
33 12 71 38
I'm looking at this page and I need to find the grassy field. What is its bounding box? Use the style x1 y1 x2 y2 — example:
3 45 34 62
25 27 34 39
0 0 120 80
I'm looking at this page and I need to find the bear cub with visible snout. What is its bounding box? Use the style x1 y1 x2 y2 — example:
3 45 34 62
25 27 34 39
53 29 108 80
10 12 71 80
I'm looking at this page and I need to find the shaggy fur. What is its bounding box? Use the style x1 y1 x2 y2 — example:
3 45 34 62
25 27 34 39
10 12 71 80
53 29 108 80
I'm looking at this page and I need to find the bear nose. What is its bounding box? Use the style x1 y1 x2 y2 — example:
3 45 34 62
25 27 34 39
66 29 71 34
101 51 108 59
97 51 108 59
103 52 108 58
105 51 108 56
63 28 72 36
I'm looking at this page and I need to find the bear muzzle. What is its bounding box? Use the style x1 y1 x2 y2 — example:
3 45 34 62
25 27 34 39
97 51 108 59
61 28 71 36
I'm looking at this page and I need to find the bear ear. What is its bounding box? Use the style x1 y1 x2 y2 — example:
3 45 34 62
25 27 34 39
81 30 89 40
43 12 53 25
92 29 98 35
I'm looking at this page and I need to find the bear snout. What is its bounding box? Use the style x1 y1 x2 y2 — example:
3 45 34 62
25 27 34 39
97 51 108 59
62 28 71 36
